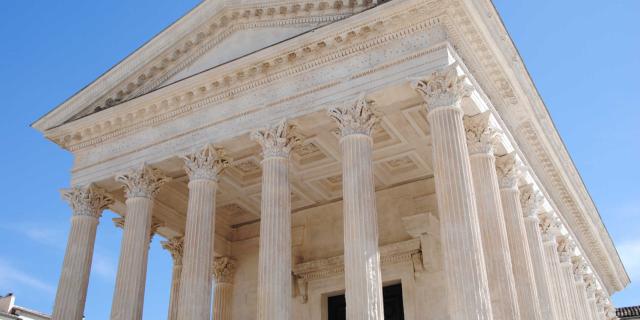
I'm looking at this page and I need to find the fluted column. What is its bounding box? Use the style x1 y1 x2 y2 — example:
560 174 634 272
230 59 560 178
212 257 236 320
572 256 595 320
412 65 493 320
161 236 184 320
558 236 582 320
177 145 230 320
52 185 113 320
539 212 574 320
252 121 301 320
464 112 520 320
596 291 608 320
584 274 600 320
329 95 385 320
520 184 559 320
495 153 544 320
111 165 169 320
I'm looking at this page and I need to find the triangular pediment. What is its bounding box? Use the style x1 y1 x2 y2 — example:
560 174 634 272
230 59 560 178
34 0 377 130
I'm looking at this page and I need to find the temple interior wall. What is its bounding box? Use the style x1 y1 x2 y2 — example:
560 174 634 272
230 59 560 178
229 177 447 320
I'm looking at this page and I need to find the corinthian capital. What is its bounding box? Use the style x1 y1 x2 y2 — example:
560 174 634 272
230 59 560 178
538 212 561 242
519 184 544 218
572 255 588 279
212 256 236 284
61 184 114 219
584 273 597 293
251 120 302 158
116 164 170 199
495 152 522 189
182 144 231 181
161 236 184 265
328 94 379 137
463 111 501 155
557 235 575 263
410 64 472 111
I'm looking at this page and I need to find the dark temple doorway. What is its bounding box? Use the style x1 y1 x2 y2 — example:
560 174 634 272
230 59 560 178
327 283 405 320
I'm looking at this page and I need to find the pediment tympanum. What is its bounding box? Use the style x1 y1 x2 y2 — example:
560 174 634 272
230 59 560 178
40 0 377 129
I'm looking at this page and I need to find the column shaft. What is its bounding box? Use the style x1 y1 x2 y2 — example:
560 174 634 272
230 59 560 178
523 216 559 320
213 283 233 320
499 186 543 320
543 240 573 320
52 216 99 320
560 261 582 319
342 134 384 320
178 180 218 319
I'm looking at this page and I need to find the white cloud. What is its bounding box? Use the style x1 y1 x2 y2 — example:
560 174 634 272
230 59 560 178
617 239 640 281
0 260 55 295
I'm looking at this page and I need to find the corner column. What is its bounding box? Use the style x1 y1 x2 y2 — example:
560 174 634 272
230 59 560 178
53 185 113 320
412 65 493 320
538 212 574 320
212 257 236 320
495 153 544 320
329 95 385 320
520 184 560 320
177 145 230 320
464 112 520 320
252 121 300 320
161 236 184 320
111 165 169 320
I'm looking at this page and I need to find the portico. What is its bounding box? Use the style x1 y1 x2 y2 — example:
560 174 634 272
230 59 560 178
34 1 628 320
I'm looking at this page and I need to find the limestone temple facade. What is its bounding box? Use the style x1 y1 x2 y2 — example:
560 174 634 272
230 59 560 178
32 0 629 319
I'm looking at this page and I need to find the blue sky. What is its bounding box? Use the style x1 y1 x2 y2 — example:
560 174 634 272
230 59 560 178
0 1 637 318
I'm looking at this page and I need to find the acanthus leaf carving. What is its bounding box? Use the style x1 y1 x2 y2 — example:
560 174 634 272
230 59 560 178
182 144 231 181
463 111 501 155
519 184 544 218
557 235 576 263
161 236 184 265
212 256 236 284
251 120 302 158
328 94 380 137
410 64 472 111
61 184 114 219
495 152 522 189
115 164 171 199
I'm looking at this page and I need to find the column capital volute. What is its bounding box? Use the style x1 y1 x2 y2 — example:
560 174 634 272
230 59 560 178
463 111 502 155
182 144 231 181
115 164 170 199
519 184 544 219
212 256 236 284
495 152 523 189
251 120 302 158
410 64 472 112
328 94 380 137
557 235 576 264
61 184 114 219
161 236 184 265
